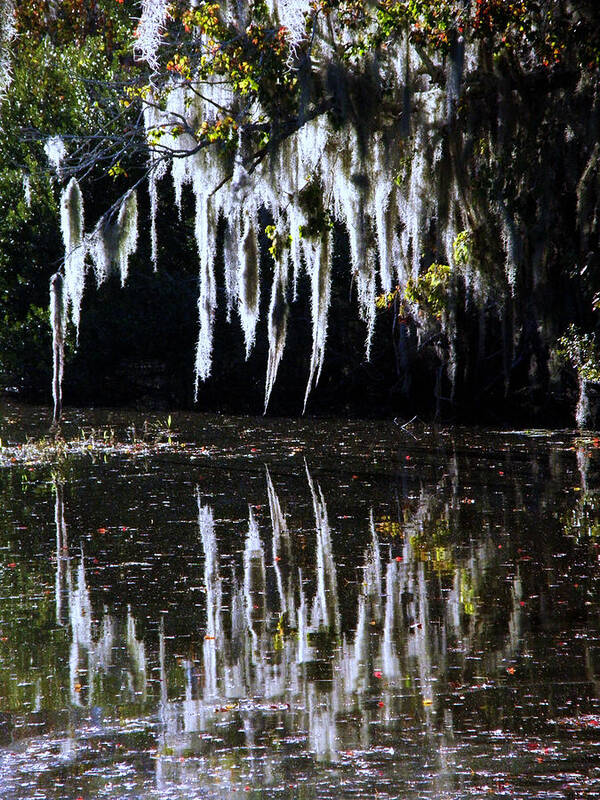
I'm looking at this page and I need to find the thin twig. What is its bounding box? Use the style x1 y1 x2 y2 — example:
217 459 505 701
393 415 419 440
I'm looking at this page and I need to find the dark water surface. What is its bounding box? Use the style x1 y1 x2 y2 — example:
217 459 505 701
0 402 599 799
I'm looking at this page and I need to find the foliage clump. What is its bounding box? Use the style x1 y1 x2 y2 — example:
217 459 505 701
555 325 600 384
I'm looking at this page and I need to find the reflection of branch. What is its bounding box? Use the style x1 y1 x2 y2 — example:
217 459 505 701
54 479 70 627
585 645 600 697
393 415 419 439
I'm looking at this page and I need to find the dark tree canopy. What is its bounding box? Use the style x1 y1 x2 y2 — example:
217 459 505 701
1 1 600 425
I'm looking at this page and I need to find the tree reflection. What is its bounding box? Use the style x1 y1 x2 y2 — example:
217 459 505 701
52 479 148 714
142 463 594 785
0 454 596 797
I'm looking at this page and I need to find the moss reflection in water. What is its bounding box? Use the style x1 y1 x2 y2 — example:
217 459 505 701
0 428 597 797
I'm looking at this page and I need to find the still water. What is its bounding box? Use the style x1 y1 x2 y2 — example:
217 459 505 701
0 403 599 799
